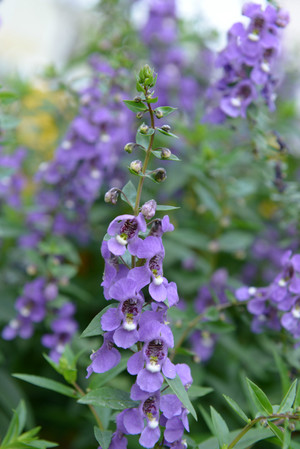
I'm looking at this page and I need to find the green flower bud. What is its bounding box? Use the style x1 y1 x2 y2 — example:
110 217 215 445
134 96 142 102
154 109 163 119
124 142 135 153
161 124 171 132
161 148 172 159
139 123 149 134
136 111 144 119
153 167 167 183
130 160 143 174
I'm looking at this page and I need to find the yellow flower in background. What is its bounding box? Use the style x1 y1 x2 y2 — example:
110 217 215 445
17 87 72 158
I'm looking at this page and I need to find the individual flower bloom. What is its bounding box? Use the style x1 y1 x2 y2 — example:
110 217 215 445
127 320 176 393
281 298 300 338
190 330 216 362
241 3 279 56
149 215 174 238
15 294 46 322
251 46 278 85
251 305 281 334
164 409 189 445
107 213 146 256
220 80 257 118
2 315 33 340
44 282 58 301
41 302 78 362
141 199 157 220
101 240 129 299
86 331 121 377
101 283 144 349
270 251 300 301
275 8 290 28
124 387 161 448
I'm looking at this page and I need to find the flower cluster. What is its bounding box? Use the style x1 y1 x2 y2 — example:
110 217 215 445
88 213 192 448
204 2 289 123
236 251 300 338
87 65 194 448
2 57 133 360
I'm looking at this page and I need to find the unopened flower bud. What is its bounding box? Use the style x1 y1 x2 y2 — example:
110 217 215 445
161 148 172 159
154 109 163 119
138 64 155 85
161 124 171 132
139 123 149 134
289 422 295 431
124 142 135 153
134 96 142 102
104 188 119 205
153 168 167 183
130 160 143 174
136 111 144 119
141 199 157 220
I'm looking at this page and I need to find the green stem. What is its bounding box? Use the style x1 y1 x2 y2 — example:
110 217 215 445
227 412 300 449
133 97 155 216
132 91 156 269
73 382 104 430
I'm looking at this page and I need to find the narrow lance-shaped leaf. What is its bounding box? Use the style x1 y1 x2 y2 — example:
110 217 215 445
278 379 297 413
2 401 26 446
13 374 77 398
210 406 230 448
246 378 273 415
78 386 139 410
154 106 177 117
223 394 249 423
164 375 197 421
81 304 117 338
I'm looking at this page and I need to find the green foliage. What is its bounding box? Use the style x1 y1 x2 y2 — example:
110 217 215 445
0 401 57 449
78 387 139 410
12 374 78 399
164 375 197 420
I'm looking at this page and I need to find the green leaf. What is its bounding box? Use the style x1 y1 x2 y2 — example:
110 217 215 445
81 304 117 338
188 386 213 399
210 406 230 448
78 387 139 410
202 321 235 334
156 205 180 211
278 379 297 413
164 375 197 420
154 106 177 117
123 100 147 113
39 236 80 264
156 127 178 138
198 405 215 435
94 427 113 449
267 420 284 442
246 378 273 415
146 96 158 103
48 263 77 280
121 180 137 208
13 374 77 398
223 395 249 423
2 401 26 446
283 419 291 449
151 150 181 161
198 428 273 449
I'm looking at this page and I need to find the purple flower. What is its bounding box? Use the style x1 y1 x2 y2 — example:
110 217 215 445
86 331 121 377
128 319 175 393
107 213 146 256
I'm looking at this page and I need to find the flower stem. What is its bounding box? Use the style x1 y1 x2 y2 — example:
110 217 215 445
227 412 300 449
72 382 104 430
133 95 156 216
